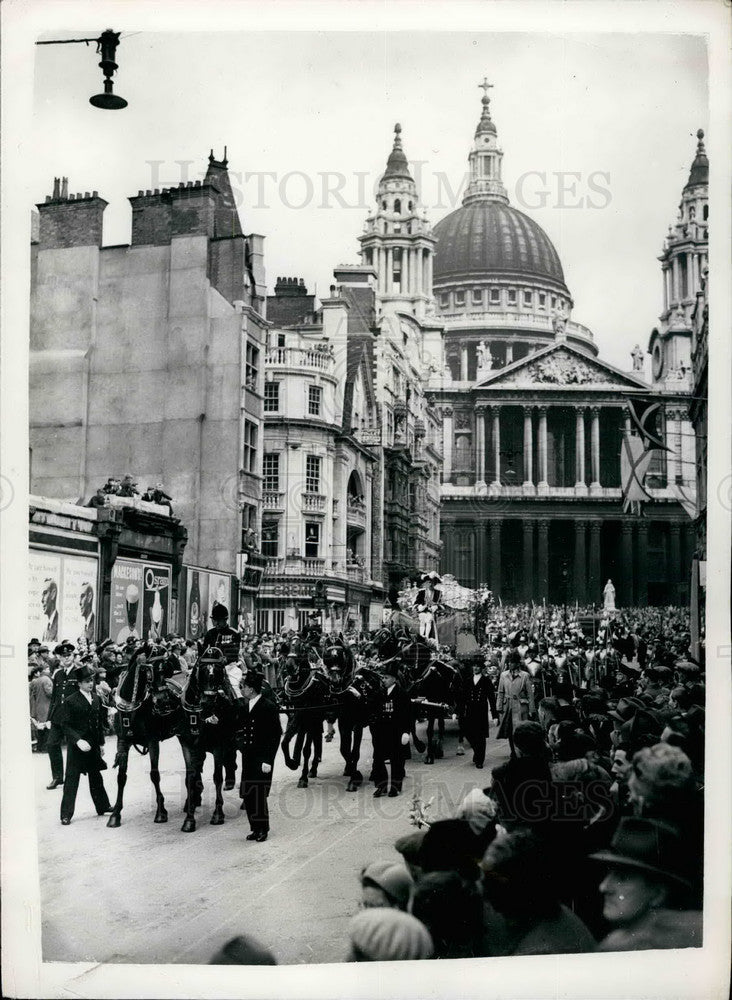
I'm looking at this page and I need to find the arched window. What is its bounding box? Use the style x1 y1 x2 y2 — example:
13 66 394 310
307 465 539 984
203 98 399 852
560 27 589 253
703 204 708 221
382 200 387 210
394 198 402 214
688 206 695 221
408 201 413 211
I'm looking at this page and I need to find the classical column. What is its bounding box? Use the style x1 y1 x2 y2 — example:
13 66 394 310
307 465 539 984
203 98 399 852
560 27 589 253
575 407 587 492
523 519 535 601
491 406 501 486
489 520 501 594
537 405 549 491
505 342 513 365
674 409 684 483
672 257 680 303
384 248 392 294
588 522 601 605
523 406 534 489
573 520 587 604
669 523 681 603
537 520 549 601
475 523 486 588
461 344 469 381
475 406 486 484
401 246 409 295
590 406 601 492
621 521 634 607
442 407 453 482
426 252 433 296
636 521 649 607
623 406 632 440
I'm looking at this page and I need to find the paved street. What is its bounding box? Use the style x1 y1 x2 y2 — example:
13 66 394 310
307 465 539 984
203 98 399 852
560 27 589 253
35 720 509 966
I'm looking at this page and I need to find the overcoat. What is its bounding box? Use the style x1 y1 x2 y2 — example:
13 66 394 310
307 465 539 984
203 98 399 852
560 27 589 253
496 669 535 738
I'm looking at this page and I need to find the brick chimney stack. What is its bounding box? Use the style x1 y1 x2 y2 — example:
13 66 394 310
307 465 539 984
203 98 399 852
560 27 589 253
36 178 108 249
128 180 218 246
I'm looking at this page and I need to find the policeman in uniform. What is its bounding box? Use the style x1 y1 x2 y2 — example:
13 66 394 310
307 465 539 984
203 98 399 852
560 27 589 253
199 604 241 788
44 641 78 789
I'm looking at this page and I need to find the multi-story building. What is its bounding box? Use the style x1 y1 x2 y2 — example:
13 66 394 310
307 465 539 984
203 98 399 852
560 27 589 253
426 89 698 607
29 151 268 625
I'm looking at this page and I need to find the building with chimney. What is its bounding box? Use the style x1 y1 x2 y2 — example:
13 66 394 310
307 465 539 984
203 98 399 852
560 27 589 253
29 151 268 628
426 87 698 607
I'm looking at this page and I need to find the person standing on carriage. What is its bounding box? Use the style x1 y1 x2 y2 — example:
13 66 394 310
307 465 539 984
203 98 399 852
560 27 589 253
460 656 499 769
414 573 441 642
238 670 282 842
371 664 412 797
199 604 241 789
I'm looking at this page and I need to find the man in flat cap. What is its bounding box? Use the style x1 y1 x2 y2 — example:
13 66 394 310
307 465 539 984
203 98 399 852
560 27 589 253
57 663 112 824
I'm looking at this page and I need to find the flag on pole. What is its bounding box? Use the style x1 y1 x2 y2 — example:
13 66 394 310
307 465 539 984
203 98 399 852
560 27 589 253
620 395 672 515
625 396 672 452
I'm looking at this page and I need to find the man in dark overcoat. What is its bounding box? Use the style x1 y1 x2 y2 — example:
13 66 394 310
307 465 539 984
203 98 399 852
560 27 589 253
238 671 282 842
58 664 112 824
460 657 498 769
370 665 412 797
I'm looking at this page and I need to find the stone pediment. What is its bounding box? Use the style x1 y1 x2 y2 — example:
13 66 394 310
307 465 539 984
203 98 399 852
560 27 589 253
477 344 649 390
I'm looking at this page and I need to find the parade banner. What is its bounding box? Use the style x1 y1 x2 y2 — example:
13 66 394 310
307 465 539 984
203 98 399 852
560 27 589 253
109 558 171 644
28 550 99 645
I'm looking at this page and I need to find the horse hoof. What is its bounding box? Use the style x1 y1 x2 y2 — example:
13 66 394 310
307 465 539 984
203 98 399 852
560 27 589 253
308 768 318 778
210 813 225 826
154 810 168 824
424 757 434 765
456 746 465 756
346 782 357 792
224 780 235 791
414 739 426 754
435 749 444 760
342 767 351 777
106 814 121 828
284 760 298 772
297 777 308 789
181 818 196 833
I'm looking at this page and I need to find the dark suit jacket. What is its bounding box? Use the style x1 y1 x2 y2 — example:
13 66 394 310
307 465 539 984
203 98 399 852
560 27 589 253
463 675 498 734
48 667 77 723
238 696 282 779
372 683 412 740
58 689 108 773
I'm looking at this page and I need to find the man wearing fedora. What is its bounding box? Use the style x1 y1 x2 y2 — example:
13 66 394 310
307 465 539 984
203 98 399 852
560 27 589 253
592 817 702 951
58 664 112 824
238 670 282 842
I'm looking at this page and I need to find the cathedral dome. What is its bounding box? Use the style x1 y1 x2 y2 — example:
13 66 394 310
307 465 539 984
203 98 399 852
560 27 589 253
433 201 568 290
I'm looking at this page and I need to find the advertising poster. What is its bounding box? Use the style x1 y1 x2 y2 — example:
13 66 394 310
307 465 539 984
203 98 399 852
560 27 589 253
141 563 171 642
28 550 62 644
60 555 99 644
28 550 100 645
109 559 144 645
182 567 235 639
207 572 230 623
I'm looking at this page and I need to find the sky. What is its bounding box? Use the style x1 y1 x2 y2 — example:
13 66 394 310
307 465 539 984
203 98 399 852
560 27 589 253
30 29 708 369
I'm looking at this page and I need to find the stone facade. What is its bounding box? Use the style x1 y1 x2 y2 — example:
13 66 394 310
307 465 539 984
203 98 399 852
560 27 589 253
29 152 267 618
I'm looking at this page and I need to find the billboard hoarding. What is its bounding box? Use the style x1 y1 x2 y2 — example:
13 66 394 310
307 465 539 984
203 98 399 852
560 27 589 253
29 550 99 645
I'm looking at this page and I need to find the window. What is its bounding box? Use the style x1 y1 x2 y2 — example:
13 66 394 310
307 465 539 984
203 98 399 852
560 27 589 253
551 296 557 308
703 205 708 221
263 381 280 412
305 521 320 558
261 520 279 557
439 292 449 307
523 290 532 306
305 454 321 494
455 290 465 306
472 289 483 304
507 288 517 305
245 342 259 390
490 288 500 304
308 384 322 416
538 293 546 308
263 453 280 492
394 199 402 214
277 333 286 348
243 420 258 473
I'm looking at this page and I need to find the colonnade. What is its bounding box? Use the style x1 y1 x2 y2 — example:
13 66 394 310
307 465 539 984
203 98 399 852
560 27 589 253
371 245 432 297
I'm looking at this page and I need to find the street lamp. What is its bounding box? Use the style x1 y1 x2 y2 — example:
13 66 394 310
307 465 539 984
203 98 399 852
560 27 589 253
36 28 128 110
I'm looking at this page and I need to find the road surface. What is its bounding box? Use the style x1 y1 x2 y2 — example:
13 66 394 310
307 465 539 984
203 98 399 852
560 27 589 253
35 720 509 965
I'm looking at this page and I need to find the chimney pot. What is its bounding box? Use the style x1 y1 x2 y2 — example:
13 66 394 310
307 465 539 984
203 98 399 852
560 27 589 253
84 191 90 199
92 190 98 197
69 194 76 201
145 190 152 196
154 188 160 195
45 195 51 203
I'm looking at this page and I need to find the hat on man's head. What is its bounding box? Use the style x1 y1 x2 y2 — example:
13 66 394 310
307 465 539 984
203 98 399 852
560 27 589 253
360 860 413 910
210 603 229 622
208 933 276 966
73 664 95 682
28 638 40 648
349 909 433 961
590 817 693 888
39 644 49 653
417 818 481 877
54 641 75 656
393 828 426 866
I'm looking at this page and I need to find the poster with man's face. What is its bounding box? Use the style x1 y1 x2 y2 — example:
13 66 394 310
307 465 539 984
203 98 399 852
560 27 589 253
28 550 62 643
61 555 99 644
206 572 230 625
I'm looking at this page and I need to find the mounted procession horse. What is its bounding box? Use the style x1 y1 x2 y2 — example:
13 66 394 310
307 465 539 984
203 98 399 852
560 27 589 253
279 651 332 788
178 648 241 832
107 644 186 828
401 637 464 765
333 658 384 792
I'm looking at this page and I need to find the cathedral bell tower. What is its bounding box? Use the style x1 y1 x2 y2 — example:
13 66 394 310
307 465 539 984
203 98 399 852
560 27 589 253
463 78 510 207
358 124 436 320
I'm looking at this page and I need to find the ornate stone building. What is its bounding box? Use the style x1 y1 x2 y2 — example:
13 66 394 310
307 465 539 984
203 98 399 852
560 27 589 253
426 89 699 607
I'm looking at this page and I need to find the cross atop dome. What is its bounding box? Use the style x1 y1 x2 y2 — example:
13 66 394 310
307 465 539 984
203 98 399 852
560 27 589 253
479 78 493 99
475 77 497 137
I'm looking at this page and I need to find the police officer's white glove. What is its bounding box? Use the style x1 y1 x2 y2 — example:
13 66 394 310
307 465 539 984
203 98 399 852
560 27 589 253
205 714 219 725
400 733 409 746
76 739 92 752
261 763 272 774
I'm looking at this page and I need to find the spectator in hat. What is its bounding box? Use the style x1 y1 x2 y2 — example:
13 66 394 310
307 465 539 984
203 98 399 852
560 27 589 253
347 909 433 962
117 475 140 498
58 664 112 824
417 818 483 882
410 869 485 959
29 660 53 752
393 829 426 882
359 860 413 911
592 817 702 951
86 487 107 509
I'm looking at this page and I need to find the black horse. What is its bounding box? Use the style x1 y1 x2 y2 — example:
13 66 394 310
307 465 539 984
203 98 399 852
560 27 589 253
107 645 185 828
280 657 331 788
407 655 464 765
335 662 384 792
178 650 240 832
